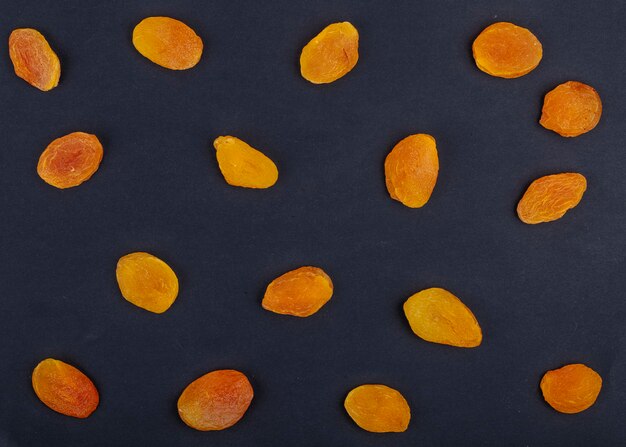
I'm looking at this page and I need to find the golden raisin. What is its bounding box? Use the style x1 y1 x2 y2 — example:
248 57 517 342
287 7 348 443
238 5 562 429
517 173 587 224
32 358 99 418
9 28 60 91
540 363 602 414
213 136 278 189
344 384 410 433
178 369 253 431
132 17 203 70
384 134 439 208
37 132 104 189
403 288 482 348
300 22 359 84
540 81 602 137
472 22 542 78
116 252 179 313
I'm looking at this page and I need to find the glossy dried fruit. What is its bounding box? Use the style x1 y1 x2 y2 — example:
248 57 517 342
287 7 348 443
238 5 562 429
384 134 439 208
37 132 104 189
403 288 482 348
213 136 278 189
344 384 410 433
178 369 253 431
472 22 542 78
9 28 60 91
300 22 359 84
540 363 602 414
32 358 99 418
132 17 203 70
116 252 179 313
540 81 602 137
517 173 587 224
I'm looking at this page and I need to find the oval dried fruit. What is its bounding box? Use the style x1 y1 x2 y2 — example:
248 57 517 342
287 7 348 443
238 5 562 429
517 173 587 224
540 81 602 137
9 28 61 91
213 136 278 189
540 363 602 414
344 384 410 433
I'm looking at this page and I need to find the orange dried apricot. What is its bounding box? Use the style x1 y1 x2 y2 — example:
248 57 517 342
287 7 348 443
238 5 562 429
472 22 542 78
178 369 253 431
37 132 104 189
213 136 278 189
540 81 602 137
32 358 99 418
384 134 439 208
116 252 179 313
132 17 203 70
9 28 60 91
403 288 482 348
517 173 587 224
344 384 410 433
540 363 602 414
300 22 359 84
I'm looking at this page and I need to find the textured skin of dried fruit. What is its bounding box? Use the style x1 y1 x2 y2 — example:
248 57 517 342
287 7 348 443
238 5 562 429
32 358 99 418
132 17 203 70
344 384 410 433
116 252 179 313
517 173 587 224
178 369 253 431
213 136 278 189
262 266 333 317
403 288 482 348
9 28 60 91
384 134 439 208
540 364 602 414
540 81 602 137
37 132 104 189
300 22 359 84
472 22 542 78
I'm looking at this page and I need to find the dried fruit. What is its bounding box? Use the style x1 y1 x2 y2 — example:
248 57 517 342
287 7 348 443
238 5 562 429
116 252 179 313
344 384 410 433
540 363 602 414
132 17 203 70
32 358 99 418
262 266 333 317
384 134 439 208
9 28 61 91
517 173 586 224
403 288 482 348
472 22 542 78
300 22 359 84
540 81 602 137
213 136 278 189
37 132 104 189
178 369 253 431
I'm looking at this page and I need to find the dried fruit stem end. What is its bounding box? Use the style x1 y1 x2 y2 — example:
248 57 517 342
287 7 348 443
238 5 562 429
540 81 602 137
344 384 410 433
517 173 587 224
540 363 602 414
213 136 278 188
9 28 61 91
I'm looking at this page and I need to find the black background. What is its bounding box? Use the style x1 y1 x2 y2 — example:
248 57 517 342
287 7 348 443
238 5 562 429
1 0 625 445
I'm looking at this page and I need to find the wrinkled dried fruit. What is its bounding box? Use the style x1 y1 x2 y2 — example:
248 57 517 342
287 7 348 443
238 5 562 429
178 369 253 431
403 288 482 348
540 81 602 137
262 266 333 317
472 22 542 78
540 363 602 414
9 28 60 91
384 134 439 208
213 136 278 189
32 358 99 418
37 132 104 189
132 17 203 70
300 22 359 84
517 173 587 224
344 384 410 433
116 252 179 313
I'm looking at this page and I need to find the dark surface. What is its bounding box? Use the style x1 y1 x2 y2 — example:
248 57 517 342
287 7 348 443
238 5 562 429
1 0 625 445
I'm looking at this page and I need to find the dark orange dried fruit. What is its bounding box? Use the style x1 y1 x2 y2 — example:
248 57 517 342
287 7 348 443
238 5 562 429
344 384 410 433
540 81 602 137
517 173 587 224
213 136 278 188
540 363 602 414
9 28 60 91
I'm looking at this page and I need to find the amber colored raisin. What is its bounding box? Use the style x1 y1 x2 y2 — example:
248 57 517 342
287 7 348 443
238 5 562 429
213 136 278 189
9 28 60 91
132 17 203 70
540 81 602 137
116 252 179 313
178 369 253 431
32 358 99 418
300 22 359 84
403 288 482 348
344 384 410 433
472 22 542 78
517 173 586 224
540 363 602 414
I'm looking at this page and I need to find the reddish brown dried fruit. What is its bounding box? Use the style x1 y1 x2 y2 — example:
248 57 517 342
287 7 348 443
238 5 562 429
344 384 410 433
517 173 587 224
540 81 602 137
9 28 60 91
540 363 602 414
213 136 278 188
